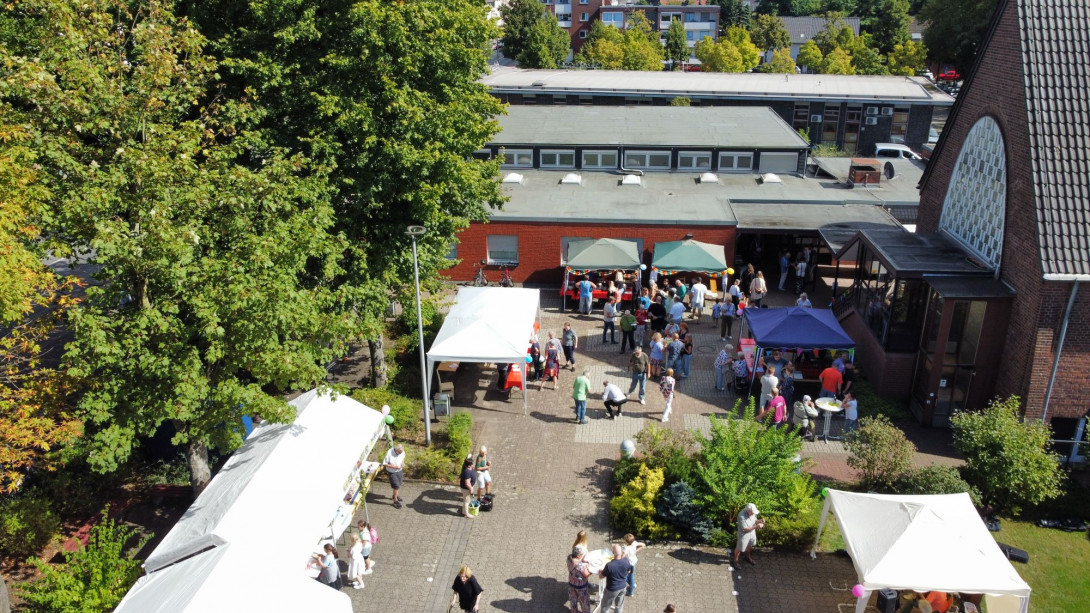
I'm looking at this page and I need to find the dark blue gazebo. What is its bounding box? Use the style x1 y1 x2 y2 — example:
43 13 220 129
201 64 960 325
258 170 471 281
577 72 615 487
742 307 856 388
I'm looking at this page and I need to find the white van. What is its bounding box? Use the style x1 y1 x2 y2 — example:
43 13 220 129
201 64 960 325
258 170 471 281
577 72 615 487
873 143 923 160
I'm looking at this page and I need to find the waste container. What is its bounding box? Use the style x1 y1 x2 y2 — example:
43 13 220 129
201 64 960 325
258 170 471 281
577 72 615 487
433 393 451 417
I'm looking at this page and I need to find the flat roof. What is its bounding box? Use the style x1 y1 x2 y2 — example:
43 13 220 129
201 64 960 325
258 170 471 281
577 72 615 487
811 157 923 206
495 171 736 226
494 106 808 149
838 229 992 276
924 275 1016 299
483 68 956 105
731 203 902 234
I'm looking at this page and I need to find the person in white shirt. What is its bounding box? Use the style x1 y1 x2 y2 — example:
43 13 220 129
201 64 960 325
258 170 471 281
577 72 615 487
603 297 618 345
759 370 779 410
602 381 628 419
383 444 406 508
689 278 708 322
842 391 858 432
622 533 646 597
668 299 685 325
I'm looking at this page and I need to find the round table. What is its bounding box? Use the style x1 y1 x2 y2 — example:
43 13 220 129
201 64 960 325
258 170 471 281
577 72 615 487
814 397 843 442
583 548 614 613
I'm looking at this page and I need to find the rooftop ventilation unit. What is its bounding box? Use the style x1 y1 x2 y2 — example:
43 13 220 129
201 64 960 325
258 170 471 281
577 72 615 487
561 173 582 185
502 173 524 184
759 173 782 184
621 174 642 186
699 172 719 184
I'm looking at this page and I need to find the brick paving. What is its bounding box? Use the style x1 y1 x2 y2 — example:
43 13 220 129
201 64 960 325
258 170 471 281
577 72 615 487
337 289 956 612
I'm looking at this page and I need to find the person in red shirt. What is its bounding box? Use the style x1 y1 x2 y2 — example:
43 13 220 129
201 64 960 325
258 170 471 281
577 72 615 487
818 361 843 399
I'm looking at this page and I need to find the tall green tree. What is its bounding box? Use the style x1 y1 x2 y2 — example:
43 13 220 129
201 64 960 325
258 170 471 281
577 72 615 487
919 0 1000 76
712 0 752 30
851 41 889 74
762 47 798 73
694 37 745 73
869 0 911 55
813 14 856 55
517 14 569 68
888 40 928 76
822 46 856 74
724 26 761 71
620 12 664 71
749 14 791 54
665 19 689 69
187 0 506 390
500 0 547 61
577 21 625 69
796 39 825 72
2 0 352 492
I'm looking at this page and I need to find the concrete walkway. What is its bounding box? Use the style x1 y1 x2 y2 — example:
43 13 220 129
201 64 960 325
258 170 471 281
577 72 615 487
338 288 954 612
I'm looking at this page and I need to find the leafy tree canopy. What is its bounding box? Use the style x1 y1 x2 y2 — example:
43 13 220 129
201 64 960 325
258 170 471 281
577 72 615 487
749 14 791 51
665 19 689 69
500 0 547 61
724 26 761 71
694 37 745 73
868 0 911 55
919 0 1000 76
888 40 928 76
763 47 798 73
517 15 570 68
822 46 856 74
796 39 825 71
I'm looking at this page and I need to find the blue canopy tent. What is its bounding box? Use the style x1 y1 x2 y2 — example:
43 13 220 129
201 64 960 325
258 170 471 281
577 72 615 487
741 306 855 388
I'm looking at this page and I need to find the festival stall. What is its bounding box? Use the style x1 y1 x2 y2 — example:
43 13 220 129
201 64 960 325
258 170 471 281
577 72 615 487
426 287 540 414
649 239 729 291
116 389 388 613
560 238 642 311
740 306 855 388
812 490 1031 613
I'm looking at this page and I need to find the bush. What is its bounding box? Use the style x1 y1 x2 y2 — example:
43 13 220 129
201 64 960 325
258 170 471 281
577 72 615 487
350 387 423 438
445 412 474 463
760 501 821 551
634 424 696 486
893 465 980 506
693 398 816 535
951 395 1064 514
610 464 670 540
19 506 148 612
844 415 916 490
405 447 456 481
0 494 60 559
853 376 909 421
612 457 642 495
656 481 715 542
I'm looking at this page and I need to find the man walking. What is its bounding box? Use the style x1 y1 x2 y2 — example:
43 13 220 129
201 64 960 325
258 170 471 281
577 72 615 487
689 277 708 322
733 503 763 567
619 310 637 353
383 444 406 508
602 380 628 419
562 322 579 370
627 346 650 405
778 249 790 291
599 544 632 613
578 277 594 315
602 297 618 345
572 369 590 424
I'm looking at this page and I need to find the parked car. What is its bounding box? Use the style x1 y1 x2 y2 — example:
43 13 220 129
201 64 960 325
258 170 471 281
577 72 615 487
920 70 934 80
928 127 940 143
874 143 923 160
938 69 961 80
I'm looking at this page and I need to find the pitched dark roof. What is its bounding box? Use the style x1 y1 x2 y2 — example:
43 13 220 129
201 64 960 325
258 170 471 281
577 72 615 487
1018 0 1090 278
778 16 861 46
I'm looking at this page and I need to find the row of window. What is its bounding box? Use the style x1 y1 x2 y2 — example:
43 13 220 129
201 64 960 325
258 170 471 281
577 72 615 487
476 235 652 266
501 149 755 172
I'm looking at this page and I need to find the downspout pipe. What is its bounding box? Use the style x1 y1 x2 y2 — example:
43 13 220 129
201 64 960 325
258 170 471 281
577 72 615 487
1041 280 1080 422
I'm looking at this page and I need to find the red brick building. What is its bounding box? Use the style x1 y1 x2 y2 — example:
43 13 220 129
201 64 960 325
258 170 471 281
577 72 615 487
831 0 1090 455
544 0 719 55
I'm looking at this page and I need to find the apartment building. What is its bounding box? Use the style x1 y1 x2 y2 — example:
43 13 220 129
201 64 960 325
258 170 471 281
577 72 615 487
543 0 720 55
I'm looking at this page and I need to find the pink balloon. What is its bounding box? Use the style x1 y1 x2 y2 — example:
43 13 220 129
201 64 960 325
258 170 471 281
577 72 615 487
381 405 391 416
851 584 865 598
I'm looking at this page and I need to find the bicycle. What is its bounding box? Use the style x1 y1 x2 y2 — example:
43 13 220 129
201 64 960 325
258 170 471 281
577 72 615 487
498 266 513 288
473 265 488 287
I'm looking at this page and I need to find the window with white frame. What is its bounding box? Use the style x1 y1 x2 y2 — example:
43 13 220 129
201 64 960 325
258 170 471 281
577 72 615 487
940 116 1006 269
580 11 588 21
602 11 623 27
678 151 712 170
624 150 671 170
541 149 576 168
556 12 571 21
719 151 754 172
445 242 458 260
579 29 588 38
580 0 588 3
502 149 533 167
487 235 519 265
582 150 618 169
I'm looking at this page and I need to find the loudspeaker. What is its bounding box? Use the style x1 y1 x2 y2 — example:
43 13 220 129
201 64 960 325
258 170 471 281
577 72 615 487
874 588 898 613
997 542 1030 563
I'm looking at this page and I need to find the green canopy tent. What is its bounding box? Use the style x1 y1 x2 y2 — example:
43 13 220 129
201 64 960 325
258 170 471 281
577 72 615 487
562 238 642 311
651 239 728 274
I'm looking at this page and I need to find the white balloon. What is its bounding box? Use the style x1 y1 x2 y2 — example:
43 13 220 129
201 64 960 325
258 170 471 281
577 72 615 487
381 404 391 415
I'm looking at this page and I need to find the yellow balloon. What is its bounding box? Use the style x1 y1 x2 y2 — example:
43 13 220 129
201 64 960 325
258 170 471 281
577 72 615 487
727 267 735 275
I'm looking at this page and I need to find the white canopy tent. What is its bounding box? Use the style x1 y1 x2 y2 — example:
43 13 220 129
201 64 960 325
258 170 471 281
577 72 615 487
117 389 384 613
812 490 1031 613
426 287 540 414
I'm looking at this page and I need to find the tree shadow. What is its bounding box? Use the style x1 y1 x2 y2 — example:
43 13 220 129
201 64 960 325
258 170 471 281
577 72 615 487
733 551 858 613
406 487 463 517
576 458 615 500
489 576 568 612
668 546 730 565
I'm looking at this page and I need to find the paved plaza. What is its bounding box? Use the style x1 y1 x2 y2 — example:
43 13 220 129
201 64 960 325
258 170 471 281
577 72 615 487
340 289 958 612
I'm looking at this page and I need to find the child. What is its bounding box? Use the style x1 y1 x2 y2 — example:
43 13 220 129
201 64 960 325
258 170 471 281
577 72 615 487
711 297 723 337
623 533 646 597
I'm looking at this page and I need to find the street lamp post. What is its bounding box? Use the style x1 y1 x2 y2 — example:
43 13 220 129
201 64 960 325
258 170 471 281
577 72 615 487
407 225 432 446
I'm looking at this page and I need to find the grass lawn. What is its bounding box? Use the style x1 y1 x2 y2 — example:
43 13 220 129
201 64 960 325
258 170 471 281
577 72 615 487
994 519 1090 613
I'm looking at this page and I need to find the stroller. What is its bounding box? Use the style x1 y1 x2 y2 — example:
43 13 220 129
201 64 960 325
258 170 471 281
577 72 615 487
732 368 751 398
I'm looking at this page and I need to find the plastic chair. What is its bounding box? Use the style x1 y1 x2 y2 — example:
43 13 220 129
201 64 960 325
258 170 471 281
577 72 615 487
436 371 454 396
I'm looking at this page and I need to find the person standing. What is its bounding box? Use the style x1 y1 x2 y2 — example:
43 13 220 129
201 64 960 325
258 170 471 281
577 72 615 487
627 346 650 405
599 544 632 613
638 287 652 310
474 445 492 499
578 277 594 315
602 380 628 419
567 545 592 613
572 369 590 424
714 344 734 391
740 264 755 297
780 362 796 409
794 254 808 295
749 271 767 307
711 297 723 333
634 304 648 347
728 277 743 307
528 335 543 382
733 503 764 567
841 360 855 397
346 534 366 589
660 368 676 423
679 331 694 379
665 333 684 375
818 360 843 399
668 295 686 326
778 249 791 291
796 292 812 308
459 456 477 519
450 566 484 613
619 310 637 353
648 332 665 379
356 520 375 574
648 295 668 335
764 349 789 379
720 295 737 341
315 543 342 590
383 444 405 509
603 297 619 345
759 368 779 410
689 277 708 322
842 391 859 432
760 387 787 428
562 322 579 370
623 533 646 597
544 341 561 390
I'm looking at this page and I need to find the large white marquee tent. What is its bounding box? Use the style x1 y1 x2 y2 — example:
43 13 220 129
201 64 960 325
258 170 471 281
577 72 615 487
812 490 1031 613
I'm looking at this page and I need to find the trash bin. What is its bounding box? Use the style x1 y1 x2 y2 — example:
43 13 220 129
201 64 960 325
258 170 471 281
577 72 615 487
433 393 451 417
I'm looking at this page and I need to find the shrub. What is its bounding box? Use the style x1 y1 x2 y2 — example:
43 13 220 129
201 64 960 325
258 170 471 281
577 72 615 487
656 481 715 542
951 395 1064 514
350 387 423 438
612 457 643 495
693 398 816 534
853 376 909 421
0 494 60 559
445 412 474 463
760 501 821 551
405 447 456 481
893 465 980 506
610 464 669 540
634 424 696 486
19 506 148 612
844 415 916 490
